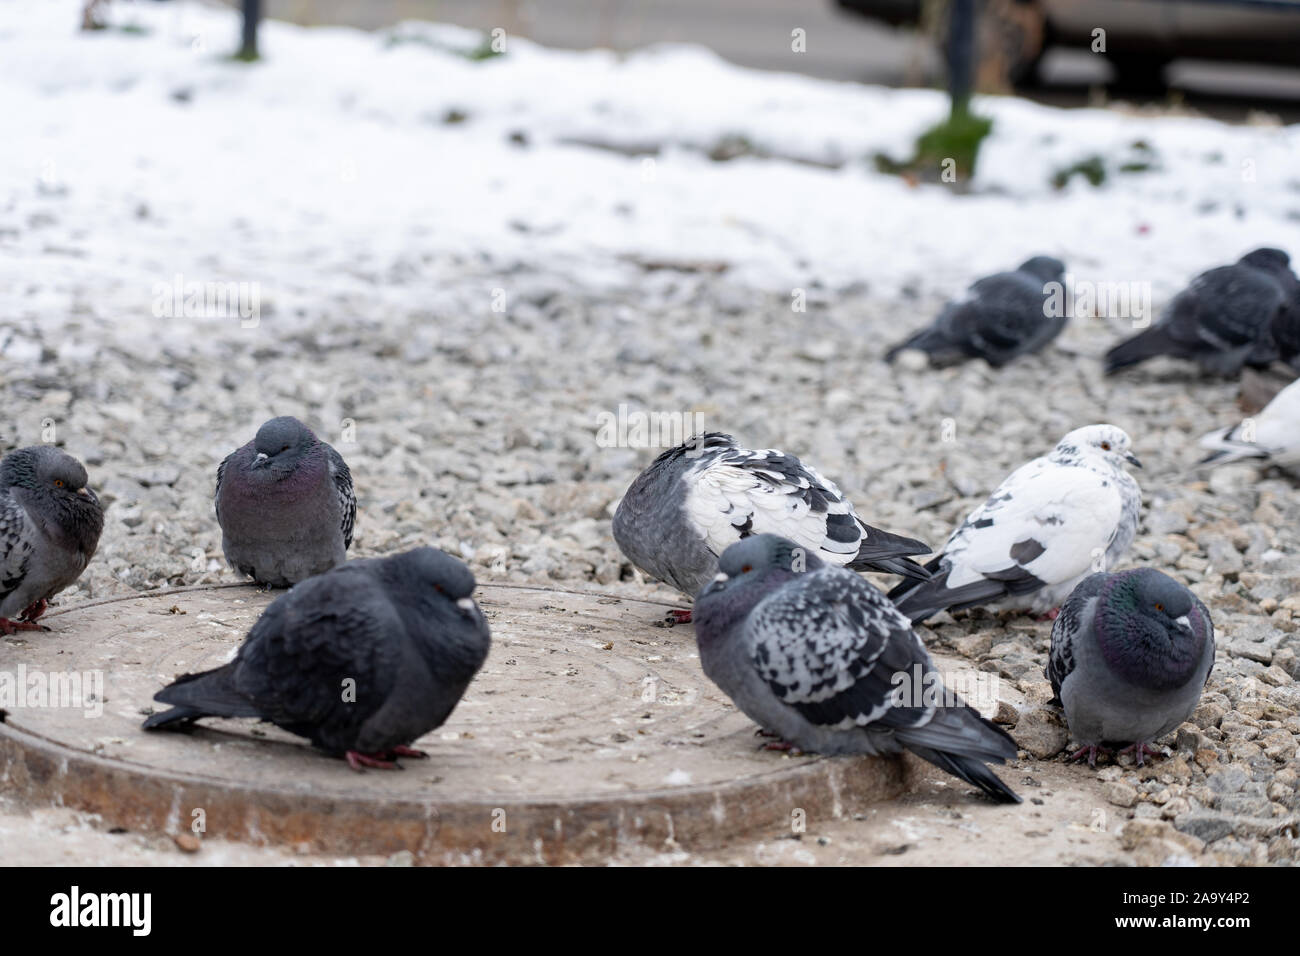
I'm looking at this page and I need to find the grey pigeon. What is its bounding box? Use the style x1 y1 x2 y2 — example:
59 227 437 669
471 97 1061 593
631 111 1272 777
0 446 103 635
215 416 356 587
1104 247 1297 376
613 433 931 623
889 424 1142 623
143 547 490 770
885 256 1067 368
1047 568 1214 767
693 534 1020 803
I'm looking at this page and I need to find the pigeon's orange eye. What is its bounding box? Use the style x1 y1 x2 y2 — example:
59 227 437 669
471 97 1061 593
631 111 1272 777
1155 603 1164 612
1101 442 1111 451
53 479 63 488
741 565 753 573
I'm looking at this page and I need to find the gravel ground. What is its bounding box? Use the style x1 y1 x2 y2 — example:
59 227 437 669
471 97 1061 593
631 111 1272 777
3 268 1299 865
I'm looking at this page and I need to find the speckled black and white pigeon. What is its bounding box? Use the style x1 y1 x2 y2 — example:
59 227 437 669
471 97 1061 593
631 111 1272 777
1198 376 1300 474
143 547 490 771
613 433 931 622
215 416 355 588
693 534 1020 803
888 425 1142 624
885 256 1067 368
1104 248 1298 376
0 446 103 635
1047 568 1214 767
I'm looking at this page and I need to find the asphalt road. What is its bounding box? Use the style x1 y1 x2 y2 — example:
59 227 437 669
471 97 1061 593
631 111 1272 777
234 0 1300 122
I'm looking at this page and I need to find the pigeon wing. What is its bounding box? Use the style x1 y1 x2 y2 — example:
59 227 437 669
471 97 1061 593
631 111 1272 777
746 567 935 732
325 443 356 549
0 493 35 610
683 447 922 569
234 570 402 739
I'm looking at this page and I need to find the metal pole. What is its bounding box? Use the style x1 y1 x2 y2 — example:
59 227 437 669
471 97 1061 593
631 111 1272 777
240 0 261 60
947 0 975 116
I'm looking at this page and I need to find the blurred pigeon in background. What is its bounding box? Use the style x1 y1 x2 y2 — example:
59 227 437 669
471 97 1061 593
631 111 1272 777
1199 377 1300 474
1104 248 1297 376
888 425 1142 623
613 433 931 623
693 534 1020 803
885 256 1067 368
215 416 355 587
1047 568 1214 767
143 547 491 771
0 446 103 635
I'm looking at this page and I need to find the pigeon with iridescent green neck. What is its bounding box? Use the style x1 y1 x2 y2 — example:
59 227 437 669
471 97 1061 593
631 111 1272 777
1046 568 1214 767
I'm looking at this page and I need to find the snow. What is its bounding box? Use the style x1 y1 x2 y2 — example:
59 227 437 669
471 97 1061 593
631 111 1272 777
3 0 1300 355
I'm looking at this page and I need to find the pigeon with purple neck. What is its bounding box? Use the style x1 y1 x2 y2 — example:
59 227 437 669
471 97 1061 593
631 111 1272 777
215 416 356 588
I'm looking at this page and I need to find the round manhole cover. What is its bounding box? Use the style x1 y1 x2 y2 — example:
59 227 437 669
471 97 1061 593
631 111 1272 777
0 583 907 863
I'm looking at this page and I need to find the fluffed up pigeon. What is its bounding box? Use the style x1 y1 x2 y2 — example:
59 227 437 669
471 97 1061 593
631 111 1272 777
888 425 1142 623
143 547 490 771
613 433 931 623
1104 248 1298 376
215 416 356 587
885 256 1067 368
1047 569 1214 767
0 446 103 635
693 534 1020 803
1198 377 1300 474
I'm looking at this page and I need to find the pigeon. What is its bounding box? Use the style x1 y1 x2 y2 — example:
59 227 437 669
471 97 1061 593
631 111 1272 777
143 547 490 771
885 256 1067 368
888 424 1142 623
612 433 931 622
1047 569 1214 767
1104 248 1298 376
215 416 356 587
0 446 103 635
692 534 1021 803
1198 376 1300 474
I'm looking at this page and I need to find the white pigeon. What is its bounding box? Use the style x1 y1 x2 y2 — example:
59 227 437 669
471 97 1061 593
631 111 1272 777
888 425 1142 622
1198 378 1300 474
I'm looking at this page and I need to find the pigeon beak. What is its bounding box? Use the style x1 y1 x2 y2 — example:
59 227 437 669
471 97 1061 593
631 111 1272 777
455 597 476 611
254 452 269 467
1125 453 1142 469
700 572 729 598
75 487 91 498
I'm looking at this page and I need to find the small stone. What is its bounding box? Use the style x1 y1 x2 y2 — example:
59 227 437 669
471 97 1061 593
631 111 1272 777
1011 707 1069 759
1174 812 1233 844
1206 766 1249 794
172 833 200 853
1104 781 1139 808
992 700 1019 725
386 850 416 867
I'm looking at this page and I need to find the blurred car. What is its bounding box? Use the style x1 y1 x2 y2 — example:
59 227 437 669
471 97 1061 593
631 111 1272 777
836 0 1300 89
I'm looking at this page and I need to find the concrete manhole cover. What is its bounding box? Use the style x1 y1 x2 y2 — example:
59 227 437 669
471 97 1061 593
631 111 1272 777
0 583 907 863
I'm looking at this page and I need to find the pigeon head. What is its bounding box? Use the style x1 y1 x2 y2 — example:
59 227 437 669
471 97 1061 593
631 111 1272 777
1018 256 1066 283
1094 568 1211 692
381 546 483 624
247 416 321 477
1239 247 1291 275
1052 424 1141 470
693 534 820 635
0 446 104 548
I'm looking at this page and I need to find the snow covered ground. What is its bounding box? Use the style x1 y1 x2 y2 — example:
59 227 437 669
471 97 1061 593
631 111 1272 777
3 0 1300 360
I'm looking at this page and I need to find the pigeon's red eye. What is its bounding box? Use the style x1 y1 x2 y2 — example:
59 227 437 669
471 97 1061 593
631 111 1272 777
53 479 63 488
741 564 753 573
1101 442 1111 451
1155 603 1164 612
